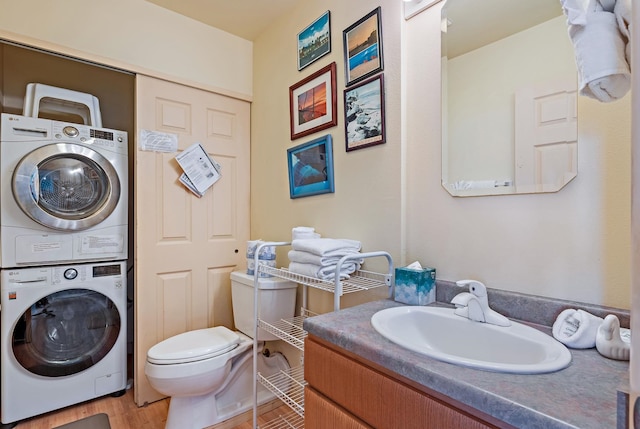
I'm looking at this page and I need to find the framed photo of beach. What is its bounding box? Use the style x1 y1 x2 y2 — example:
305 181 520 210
343 7 384 87
287 134 335 199
289 62 338 140
298 11 331 71
344 74 386 151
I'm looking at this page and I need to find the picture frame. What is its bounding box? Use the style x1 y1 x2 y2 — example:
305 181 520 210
287 134 335 199
344 74 386 151
289 62 337 140
343 7 384 87
298 11 331 71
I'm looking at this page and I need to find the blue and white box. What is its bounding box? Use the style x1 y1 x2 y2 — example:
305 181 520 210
394 262 436 305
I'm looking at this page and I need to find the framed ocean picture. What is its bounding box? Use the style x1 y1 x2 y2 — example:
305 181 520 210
298 11 331 71
343 7 384 86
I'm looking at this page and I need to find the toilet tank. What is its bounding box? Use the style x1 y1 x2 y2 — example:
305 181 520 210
230 271 297 341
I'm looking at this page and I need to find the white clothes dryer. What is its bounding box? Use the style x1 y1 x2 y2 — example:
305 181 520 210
0 261 127 424
0 114 128 268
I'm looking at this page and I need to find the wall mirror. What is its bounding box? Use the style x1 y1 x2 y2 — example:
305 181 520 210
441 0 578 197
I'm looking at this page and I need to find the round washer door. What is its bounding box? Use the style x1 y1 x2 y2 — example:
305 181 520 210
12 143 121 231
11 288 121 377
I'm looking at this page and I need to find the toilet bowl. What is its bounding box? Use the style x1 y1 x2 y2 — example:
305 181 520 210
144 271 296 429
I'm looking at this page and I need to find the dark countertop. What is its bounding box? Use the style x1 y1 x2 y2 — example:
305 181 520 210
303 298 629 429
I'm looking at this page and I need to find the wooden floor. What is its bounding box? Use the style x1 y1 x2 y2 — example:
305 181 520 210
13 388 290 429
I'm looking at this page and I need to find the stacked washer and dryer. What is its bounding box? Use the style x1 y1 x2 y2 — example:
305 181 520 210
0 84 129 425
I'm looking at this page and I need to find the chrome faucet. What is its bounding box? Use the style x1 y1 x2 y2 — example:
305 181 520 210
451 280 511 327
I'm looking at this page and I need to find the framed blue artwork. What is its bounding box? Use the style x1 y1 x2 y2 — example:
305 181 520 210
287 134 335 199
343 7 384 87
298 11 331 71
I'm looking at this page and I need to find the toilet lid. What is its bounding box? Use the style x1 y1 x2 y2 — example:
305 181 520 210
147 326 241 364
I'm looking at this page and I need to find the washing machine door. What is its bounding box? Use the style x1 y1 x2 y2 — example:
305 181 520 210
11 288 121 377
12 143 121 231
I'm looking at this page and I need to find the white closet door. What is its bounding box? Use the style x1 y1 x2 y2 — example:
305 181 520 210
134 75 250 405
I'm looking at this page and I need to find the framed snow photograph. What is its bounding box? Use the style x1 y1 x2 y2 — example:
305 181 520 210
344 74 386 151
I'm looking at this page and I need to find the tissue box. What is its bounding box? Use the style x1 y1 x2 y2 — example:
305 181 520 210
394 267 436 305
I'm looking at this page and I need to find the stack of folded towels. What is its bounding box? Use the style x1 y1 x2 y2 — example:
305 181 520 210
288 238 363 280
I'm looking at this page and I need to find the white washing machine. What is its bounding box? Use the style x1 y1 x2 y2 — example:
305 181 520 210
0 261 127 424
0 113 128 268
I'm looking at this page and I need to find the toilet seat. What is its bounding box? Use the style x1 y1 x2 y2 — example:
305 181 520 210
147 326 241 365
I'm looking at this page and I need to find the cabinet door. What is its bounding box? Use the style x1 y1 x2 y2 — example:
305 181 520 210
305 387 372 429
305 336 501 429
135 75 250 405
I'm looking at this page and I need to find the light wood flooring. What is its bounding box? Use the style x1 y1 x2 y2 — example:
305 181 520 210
13 388 290 429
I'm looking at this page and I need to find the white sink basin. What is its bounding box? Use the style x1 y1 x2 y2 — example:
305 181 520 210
371 306 571 374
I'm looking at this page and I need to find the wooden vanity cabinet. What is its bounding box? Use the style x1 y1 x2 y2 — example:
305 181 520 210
304 335 514 429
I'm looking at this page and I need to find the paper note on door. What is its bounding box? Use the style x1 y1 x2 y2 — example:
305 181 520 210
139 129 179 152
175 142 222 197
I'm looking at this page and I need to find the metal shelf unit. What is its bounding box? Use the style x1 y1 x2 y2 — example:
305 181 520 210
251 241 394 429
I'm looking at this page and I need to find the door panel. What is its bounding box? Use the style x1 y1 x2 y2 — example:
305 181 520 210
134 75 250 405
515 75 577 193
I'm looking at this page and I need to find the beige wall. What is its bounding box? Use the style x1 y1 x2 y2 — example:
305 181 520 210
407 4 629 309
254 1 630 309
252 0 404 309
0 0 253 99
0 0 629 309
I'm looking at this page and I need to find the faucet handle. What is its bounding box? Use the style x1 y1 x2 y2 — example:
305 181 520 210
455 279 487 298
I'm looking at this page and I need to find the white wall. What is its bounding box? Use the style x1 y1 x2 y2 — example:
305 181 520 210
0 0 253 99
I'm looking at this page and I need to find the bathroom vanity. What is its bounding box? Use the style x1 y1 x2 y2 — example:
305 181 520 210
303 298 629 429
305 334 504 428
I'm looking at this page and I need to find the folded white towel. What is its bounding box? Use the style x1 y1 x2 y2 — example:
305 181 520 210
568 11 630 102
292 226 321 241
288 261 360 280
288 249 364 267
552 308 604 349
291 238 362 256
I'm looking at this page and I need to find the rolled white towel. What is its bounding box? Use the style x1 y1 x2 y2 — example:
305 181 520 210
568 11 630 102
288 249 364 267
552 308 604 349
291 238 361 257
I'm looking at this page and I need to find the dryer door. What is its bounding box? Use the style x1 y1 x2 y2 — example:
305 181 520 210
12 143 121 231
11 288 121 377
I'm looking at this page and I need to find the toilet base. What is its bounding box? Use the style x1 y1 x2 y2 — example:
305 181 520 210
164 351 289 429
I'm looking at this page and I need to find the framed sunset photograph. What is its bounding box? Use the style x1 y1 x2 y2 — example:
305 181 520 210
289 62 337 140
343 7 384 86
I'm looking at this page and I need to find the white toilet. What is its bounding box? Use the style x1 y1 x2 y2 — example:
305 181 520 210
145 271 297 429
